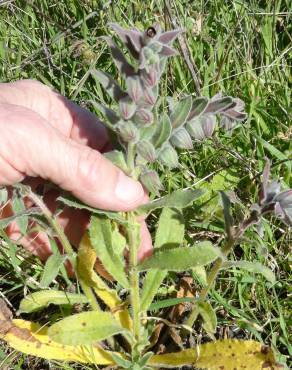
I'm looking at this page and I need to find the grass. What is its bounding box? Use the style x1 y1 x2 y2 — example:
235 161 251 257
0 0 291 368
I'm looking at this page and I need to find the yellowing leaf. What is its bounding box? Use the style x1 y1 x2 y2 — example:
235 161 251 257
78 234 132 330
149 339 281 369
1 319 114 364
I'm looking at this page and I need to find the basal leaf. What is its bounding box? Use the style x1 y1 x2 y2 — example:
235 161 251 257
138 242 221 271
152 113 172 148
137 189 204 214
170 96 192 129
141 208 185 311
39 253 67 288
149 339 280 369
48 311 124 345
222 261 276 284
1 318 114 364
19 291 88 313
197 301 217 334
89 216 129 288
57 194 127 224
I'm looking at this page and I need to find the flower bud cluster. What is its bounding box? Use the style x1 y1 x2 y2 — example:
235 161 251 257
92 23 247 195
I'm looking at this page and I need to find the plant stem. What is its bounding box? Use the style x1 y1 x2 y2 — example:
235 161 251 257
126 142 136 176
28 191 77 270
186 212 259 327
127 212 141 344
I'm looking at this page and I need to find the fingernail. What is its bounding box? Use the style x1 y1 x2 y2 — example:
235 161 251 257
115 172 144 203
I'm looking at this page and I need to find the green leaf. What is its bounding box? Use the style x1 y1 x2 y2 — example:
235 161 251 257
220 191 233 238
138 242 221 271
57 194 127 224
188 97 208 120
104 150 129 173
170 96 192 129
0 187 8 204
19 291 88 313
222 261 276 284
12 196 28 234
137 189 204 214
89 216 129 288
152 113 172 148
197 301 217 334
205 96 233 114
91 69 127 102
0 207 41 228
48 311 124 345
90 100 119 125
140 208 185 311
39 253 67 288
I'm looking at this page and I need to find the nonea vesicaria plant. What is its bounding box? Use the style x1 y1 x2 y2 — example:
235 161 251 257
0 23 288 369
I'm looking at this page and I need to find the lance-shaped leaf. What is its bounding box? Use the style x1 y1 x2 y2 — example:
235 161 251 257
220 191 233 239
188 96 209 120
90 100 119 125
138 241 221 271
0 207 41 228
109 22 143 59
39 253 67 288
91 69 127 102
0 187 8 204
170 96 192 129
197 301 217 334
158 29 182 45
222 261 276 284
149 339 280 369
18 291 88 314
78 234 132 330
57 194 127 224
12 196 28 234
102 36 135 77
204 96 234 114
48 311 124 345
104 150 128 173
0 318 114 364
141 208 185 311
152 113 172 148
221 108 247 121
89 216 129 288
137 188 204 213
160 45 179 57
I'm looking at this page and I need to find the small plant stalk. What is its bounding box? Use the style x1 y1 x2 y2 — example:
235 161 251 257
186 212 260 327
127 212 141 347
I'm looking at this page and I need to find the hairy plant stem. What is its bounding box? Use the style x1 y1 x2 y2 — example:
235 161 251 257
186 212 259 327
127 212 141 347
28 191 77 270
127 142 136 177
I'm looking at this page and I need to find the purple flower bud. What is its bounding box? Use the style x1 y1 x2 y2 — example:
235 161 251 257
143 86 158 106
126 76 143 102
119 96 136 120
170 128 193 149
140 170 164 196
133 108 154 126
136 140 156 162
158 144 179 169
274 190 292 225
117 121 139 143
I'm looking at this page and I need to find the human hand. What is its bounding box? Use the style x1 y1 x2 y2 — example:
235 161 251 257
0 79 152 263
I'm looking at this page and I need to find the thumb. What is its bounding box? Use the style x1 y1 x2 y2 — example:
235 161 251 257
0 103 145 211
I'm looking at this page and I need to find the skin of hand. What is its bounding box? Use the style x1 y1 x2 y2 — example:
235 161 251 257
0 79 152 266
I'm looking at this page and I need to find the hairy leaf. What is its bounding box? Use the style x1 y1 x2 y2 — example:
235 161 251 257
19 291 88 313
222 261 276 283
205 96 234 114
170 127 193 149
39 253 67 288
12 196 28 234
89 216 129 288
91 69 127 102
48 311 124 345
170 96 192 129
104 150 129 173
220 191 233 239
57 194 127 224
109 23 143 59
188 97 209 120
137 188 204 213
141 208 185 311
158 29 182 45
138 242 221 271
152 113 172 148
149 339 279 369
90 100 119 125
197 301 217 334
